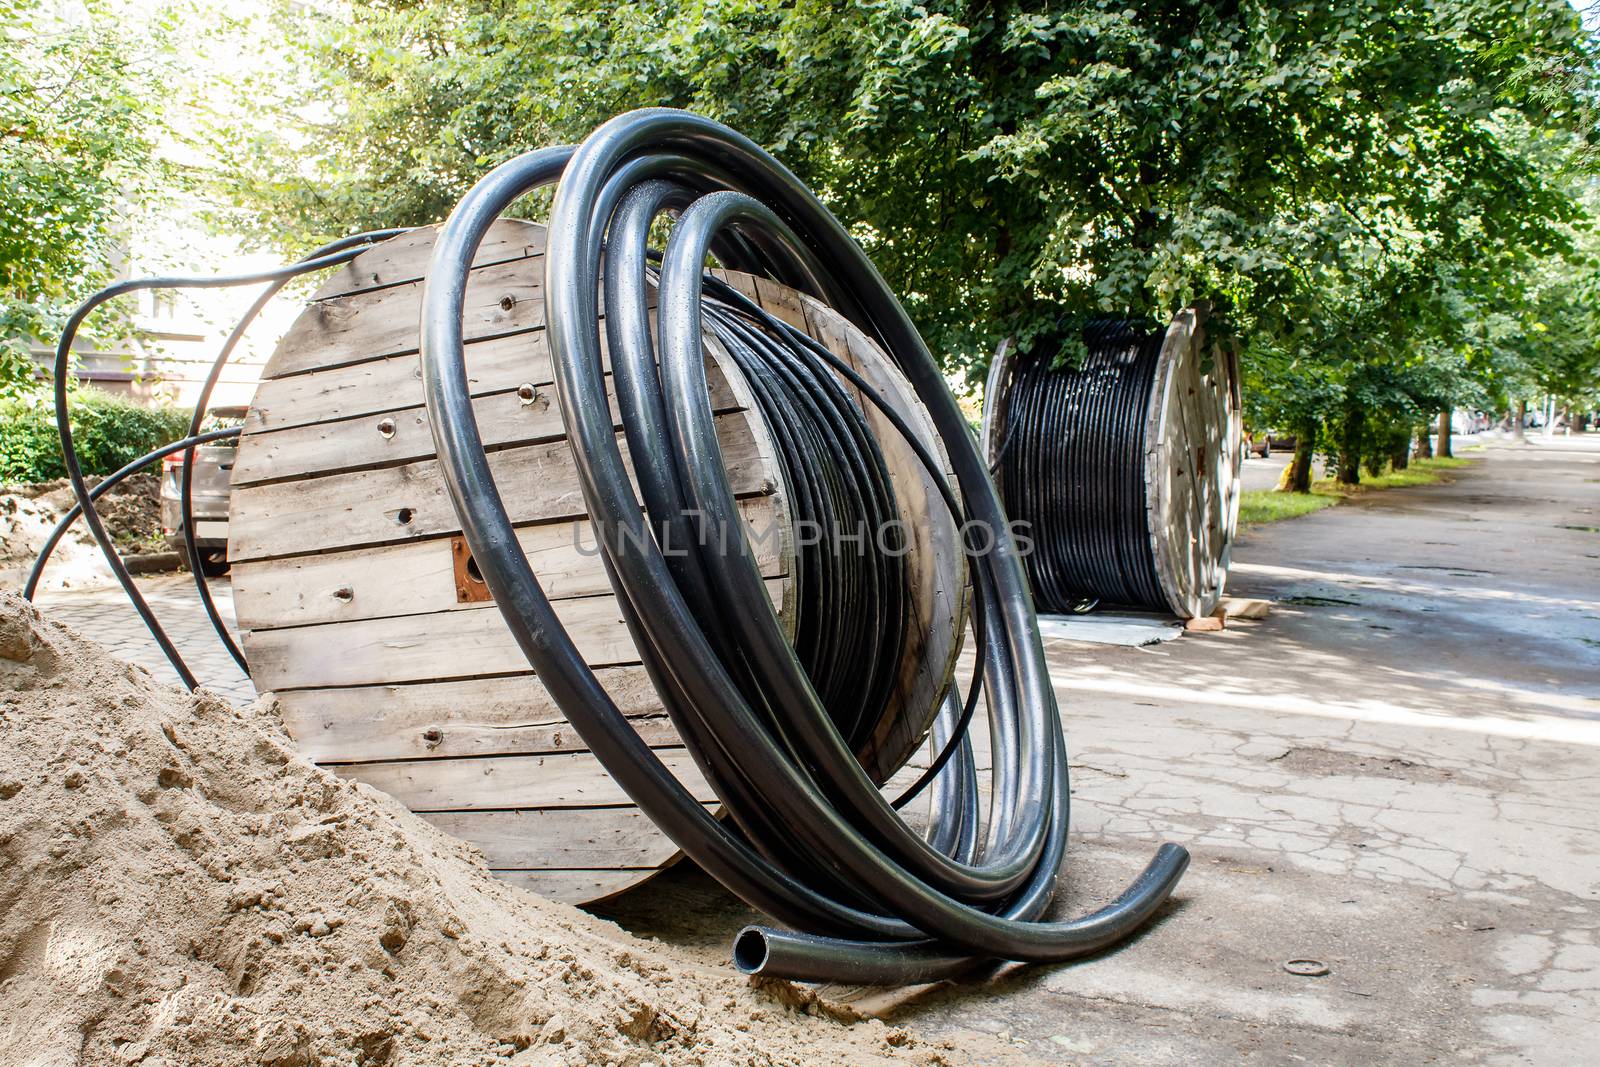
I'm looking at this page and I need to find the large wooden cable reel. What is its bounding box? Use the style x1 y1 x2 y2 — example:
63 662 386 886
983 305 1242 619
227 220 966 904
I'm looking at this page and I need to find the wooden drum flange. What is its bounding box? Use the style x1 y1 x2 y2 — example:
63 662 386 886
1141 305 1242 619
228 221 965 903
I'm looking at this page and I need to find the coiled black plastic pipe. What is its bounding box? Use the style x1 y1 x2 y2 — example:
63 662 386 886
420 109 1188 984
991 321 1169 613
694 277 909 752
29 230 405 689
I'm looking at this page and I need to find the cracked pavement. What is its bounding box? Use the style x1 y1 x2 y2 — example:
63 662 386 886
601 436 1600 1065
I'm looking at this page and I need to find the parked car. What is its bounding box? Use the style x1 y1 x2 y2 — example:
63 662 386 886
1267 431 1299 452
159 406 245 575
1244 429 1297 458
1451 410 1492 435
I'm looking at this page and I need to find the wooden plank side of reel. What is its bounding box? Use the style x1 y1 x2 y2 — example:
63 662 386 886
230 220 963 903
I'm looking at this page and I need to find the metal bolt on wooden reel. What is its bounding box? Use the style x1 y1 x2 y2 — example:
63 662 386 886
982 307 1243 619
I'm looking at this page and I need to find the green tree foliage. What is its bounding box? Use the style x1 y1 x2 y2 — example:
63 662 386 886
1492 194 1600 419
0 0 178 398
212 0 1599 481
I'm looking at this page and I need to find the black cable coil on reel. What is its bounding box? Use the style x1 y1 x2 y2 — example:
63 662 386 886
31 108 1188 986
421 109 1188 983
985 310 1240 621
990 321 1169 614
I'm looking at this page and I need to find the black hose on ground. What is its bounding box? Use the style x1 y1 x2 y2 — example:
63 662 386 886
33 112 1186 984
420 109 1188 985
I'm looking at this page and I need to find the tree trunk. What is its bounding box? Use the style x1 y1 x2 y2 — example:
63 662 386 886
1437 409 1454 457
1337 404 1364 486
1414 424 1433 460
1276 418 1317 493
1390 440 1410 470
1512 400 1526 442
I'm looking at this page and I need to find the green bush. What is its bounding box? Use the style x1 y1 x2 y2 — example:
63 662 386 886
0 391 190 484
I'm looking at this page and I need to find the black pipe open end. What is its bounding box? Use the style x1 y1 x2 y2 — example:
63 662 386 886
732 926 770 975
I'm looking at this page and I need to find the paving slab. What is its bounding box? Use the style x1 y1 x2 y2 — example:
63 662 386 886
22 573 256 706
1037 611 1184 647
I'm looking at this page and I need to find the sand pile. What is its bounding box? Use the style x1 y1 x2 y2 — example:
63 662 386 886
1 475 165 593
0 594 964 1066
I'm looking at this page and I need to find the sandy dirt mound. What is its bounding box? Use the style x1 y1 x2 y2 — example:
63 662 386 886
0 594 970 1066
1 475 166 594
